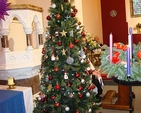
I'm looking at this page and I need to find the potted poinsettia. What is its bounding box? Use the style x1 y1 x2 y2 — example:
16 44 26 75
99 42 141 82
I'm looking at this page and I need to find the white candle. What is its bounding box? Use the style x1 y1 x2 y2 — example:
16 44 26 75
128 34 132 59
109 33 113 62
8 77 14 85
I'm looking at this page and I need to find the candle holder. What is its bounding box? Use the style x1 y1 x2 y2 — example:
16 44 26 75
7 83 15 89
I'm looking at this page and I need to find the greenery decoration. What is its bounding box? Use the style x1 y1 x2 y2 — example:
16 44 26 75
82 33 101 51
99 42 141 82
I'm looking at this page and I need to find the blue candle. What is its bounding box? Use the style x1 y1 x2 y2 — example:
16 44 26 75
127 47 130 77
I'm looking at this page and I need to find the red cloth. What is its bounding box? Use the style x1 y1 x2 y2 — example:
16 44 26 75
101 74 112 80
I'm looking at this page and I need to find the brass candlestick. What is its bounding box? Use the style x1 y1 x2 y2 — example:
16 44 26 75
7 84 15 89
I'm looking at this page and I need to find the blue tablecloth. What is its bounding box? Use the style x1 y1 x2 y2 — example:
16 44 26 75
0 89 26 113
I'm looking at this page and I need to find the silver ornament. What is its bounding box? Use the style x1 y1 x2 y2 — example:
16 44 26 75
66 56 74 64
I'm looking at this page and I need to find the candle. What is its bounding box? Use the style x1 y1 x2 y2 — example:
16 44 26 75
129 27 133 57
127 47 130 77
129 27 132 35
8 77 14 85
128 34 132 59
109 33 113 62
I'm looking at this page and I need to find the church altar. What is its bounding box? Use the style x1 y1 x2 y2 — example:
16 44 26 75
0 85 33 113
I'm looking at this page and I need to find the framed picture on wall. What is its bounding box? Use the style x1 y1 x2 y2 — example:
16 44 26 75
130 0 141 17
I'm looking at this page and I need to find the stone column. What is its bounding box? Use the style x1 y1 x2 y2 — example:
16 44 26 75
24 27 33 50
38 34 43 45
0 29 10 52
36 28 43 49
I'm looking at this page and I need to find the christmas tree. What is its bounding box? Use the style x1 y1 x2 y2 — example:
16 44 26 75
34 0 100 113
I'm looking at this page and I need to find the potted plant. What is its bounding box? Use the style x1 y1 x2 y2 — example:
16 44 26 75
136 23 141 33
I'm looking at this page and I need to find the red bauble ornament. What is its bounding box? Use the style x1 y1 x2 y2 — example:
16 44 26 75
55 84 61 90
58 41 62 46
49 75 53 80
89 69 93 74
91 84 95 89
75 110 80 113
42 50 45 54
40 97 45 102
69 43 74 49
51 95 55 100
75 73 80 78
87 86 91 90
46 15 51 20
78 22 81 25
81 31 85 37
54 67 59 72
56 14 61 19
137 51 141 59
78 86 83 91
86 70 89 75
71 12 75 17
64 0 68 2
73 8 78 13
78 94 83 99
55 102 60 107
74 39 79 44
43 109 47 113
67 82 71 87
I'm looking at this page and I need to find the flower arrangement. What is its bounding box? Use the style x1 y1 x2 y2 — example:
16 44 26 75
82 33 101 51
136 23 141 29
99 42 141 82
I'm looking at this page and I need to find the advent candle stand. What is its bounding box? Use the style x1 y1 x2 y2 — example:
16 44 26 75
101 77 141 113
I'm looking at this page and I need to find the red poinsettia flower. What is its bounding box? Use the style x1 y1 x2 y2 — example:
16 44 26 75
0 0 11 20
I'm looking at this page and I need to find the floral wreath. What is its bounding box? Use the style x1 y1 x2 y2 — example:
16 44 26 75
100 42 141 82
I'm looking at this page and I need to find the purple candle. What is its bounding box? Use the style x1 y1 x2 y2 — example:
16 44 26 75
127 47 130 77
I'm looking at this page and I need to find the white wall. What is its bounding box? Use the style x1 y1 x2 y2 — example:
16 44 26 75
82 0 103 43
